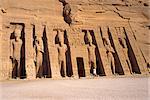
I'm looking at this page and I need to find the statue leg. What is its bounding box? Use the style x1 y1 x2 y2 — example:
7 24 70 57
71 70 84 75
111 54 115 75
36 59 39 77
36 60 40 78
126 58 132 74
36 53 43 78
124 50 133 74
108 53 113 74
39 59 43 78
94 57 97 75
12 60 17 78
17 60 21 78
89 61 92 75
93 61 97 76
59 60 62 77
63 59 67 77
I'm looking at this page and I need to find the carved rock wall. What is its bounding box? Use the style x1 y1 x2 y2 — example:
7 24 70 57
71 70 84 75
0 0 149 80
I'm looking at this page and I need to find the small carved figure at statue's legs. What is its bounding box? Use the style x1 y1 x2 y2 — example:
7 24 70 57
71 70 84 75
92 62 97 76
93 68 96 76
90 61 97 76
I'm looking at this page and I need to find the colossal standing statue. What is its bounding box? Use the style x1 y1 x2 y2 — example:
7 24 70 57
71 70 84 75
34 36 44 78
103 37 116 74
57 29 67 77
10 27 22 78
86 31 97 76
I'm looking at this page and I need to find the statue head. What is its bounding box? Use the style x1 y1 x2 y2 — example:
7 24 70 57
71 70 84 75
103 37 110 46
58 29 64 46
14 28 21 41
35 36 42 44
87 31 93 45
35 36 39 44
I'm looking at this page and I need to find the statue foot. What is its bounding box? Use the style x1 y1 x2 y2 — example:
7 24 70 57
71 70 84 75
16 77 20 80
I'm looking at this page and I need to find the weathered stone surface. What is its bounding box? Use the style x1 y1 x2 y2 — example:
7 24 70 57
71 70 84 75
0 0 149 80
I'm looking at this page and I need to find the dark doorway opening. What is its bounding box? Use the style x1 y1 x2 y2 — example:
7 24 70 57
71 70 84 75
20 25 26 79
64 30 73 77
76 57 85 77
42 27 51 78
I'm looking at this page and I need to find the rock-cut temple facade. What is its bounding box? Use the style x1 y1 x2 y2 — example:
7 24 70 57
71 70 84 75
0 0 149 80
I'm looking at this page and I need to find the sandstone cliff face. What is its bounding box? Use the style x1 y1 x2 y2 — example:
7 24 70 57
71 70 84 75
0 0 149 80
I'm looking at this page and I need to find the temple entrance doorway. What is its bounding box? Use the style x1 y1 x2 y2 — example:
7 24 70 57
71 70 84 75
76 57 85 78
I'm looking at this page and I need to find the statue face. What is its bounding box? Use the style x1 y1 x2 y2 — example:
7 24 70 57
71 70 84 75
105 38 110 45
58 30 64 44
87 32 92 44
59 36 64 45
14 29 21 38
88 37 92 44
35 37 41 44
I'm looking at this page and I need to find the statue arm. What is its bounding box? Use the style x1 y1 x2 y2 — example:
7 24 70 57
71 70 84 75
36 39 44 53
65 45 67 51
40 45 44 53
110 47 115 53
10 40 13 59
104 45 109 52
94 45 96 49
38 42 44 53
123 38 127 48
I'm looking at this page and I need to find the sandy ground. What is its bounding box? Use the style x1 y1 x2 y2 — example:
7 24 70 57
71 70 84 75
0 77 149 100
